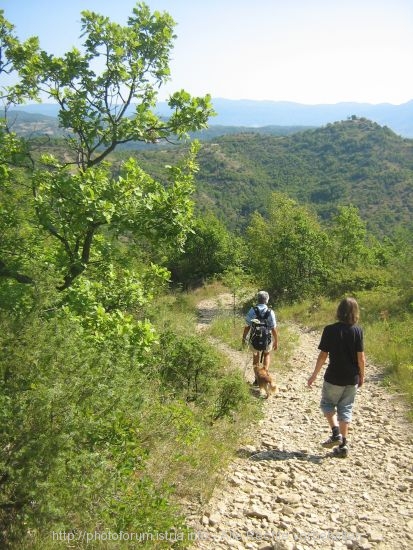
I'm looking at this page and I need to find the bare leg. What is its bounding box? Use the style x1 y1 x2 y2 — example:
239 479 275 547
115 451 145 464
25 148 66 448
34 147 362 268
324 411 338 429
253 352 259 382
339 420 349 439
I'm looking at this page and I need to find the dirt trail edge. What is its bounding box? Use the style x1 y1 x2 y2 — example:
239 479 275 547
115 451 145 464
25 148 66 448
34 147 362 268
186 294 413 550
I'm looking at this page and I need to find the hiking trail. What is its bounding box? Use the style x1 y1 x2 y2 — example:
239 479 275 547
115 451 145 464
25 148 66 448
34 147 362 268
186 293 413 550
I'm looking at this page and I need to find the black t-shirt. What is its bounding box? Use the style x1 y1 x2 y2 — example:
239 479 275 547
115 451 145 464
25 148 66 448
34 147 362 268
318 322 364 386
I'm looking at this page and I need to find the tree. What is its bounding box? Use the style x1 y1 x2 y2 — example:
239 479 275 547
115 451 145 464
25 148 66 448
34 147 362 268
330 204 369 265
7 4 213 167
246 192 329 302
221 266 252 326
322 204 390 296
168 212 245 287
0 12 43 292
0 6 216 544
0 11 40 103
0 4 214 296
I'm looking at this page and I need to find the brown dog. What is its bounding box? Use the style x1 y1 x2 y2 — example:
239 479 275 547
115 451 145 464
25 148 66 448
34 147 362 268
254 366 277 398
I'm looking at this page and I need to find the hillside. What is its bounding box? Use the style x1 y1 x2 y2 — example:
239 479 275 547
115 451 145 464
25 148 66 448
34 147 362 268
6 109 310 143
5 110 61 136
7 109 413 237
130 117 413 236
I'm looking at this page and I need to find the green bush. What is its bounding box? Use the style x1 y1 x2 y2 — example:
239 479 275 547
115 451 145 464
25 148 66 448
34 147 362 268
0 310 187 548
324 266 390 298
155 330 221 402
141 318 260 501
0 282 263 548
211 371 251 421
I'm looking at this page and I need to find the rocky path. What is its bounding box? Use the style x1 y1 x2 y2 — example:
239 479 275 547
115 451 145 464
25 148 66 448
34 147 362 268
187 294 413 550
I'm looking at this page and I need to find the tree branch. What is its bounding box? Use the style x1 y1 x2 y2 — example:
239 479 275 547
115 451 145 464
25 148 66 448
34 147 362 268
57 222 100 290
0 259 33 284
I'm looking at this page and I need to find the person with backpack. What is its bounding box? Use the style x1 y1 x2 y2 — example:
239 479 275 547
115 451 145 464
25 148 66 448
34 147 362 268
307 297 365 458
242 291 278 381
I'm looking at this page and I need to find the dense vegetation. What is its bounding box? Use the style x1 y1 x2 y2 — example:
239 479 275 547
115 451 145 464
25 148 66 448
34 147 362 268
1 3 412 549
0 5 255 548
131 118 413 234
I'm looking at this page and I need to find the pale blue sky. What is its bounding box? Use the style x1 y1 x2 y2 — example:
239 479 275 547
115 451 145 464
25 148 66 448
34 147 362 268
2 0 412 105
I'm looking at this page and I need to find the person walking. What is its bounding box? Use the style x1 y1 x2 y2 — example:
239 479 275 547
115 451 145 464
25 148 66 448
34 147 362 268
242 291 278 381
307 297 365 458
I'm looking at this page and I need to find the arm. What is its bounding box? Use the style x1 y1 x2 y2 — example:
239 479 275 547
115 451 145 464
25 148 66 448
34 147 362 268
271 327 278 350
242 325 250 346
307 350 328 387
269 309 278 350
357 351 366 387
242 307 254 346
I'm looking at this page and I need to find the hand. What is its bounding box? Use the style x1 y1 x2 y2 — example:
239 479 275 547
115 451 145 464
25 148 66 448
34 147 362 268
358 374 364 388
307 374 317 387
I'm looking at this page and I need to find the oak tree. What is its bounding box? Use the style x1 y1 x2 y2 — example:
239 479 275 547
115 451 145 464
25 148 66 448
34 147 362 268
0 4 214 295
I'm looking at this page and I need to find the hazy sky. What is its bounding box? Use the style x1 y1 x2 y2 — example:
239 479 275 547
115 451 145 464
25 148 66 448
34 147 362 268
2 0 412 105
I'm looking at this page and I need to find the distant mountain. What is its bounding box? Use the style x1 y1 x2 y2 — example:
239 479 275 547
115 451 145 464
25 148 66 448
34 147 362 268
130 118 413 237
10 98 413 138
6 110 61 136
207 99 413 138
7 106 311 142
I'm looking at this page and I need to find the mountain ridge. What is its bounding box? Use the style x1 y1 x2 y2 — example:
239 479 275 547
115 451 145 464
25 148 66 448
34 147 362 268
9 98 413 138
130 117 413 237
206 98 413 137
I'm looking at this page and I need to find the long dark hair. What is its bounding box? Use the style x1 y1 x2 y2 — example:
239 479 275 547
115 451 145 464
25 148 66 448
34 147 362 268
336 297 360 325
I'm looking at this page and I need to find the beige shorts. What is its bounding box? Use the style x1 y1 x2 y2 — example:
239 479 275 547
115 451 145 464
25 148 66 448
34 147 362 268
251 339 273 353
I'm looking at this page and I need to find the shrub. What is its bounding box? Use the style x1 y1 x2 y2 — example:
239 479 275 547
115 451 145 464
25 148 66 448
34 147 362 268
154 330 221 402
324 266 390 299
0 310 186 548
211 371 251 421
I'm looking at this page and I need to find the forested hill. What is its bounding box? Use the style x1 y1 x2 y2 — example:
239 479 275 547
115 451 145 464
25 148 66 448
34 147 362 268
131 117 413 236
